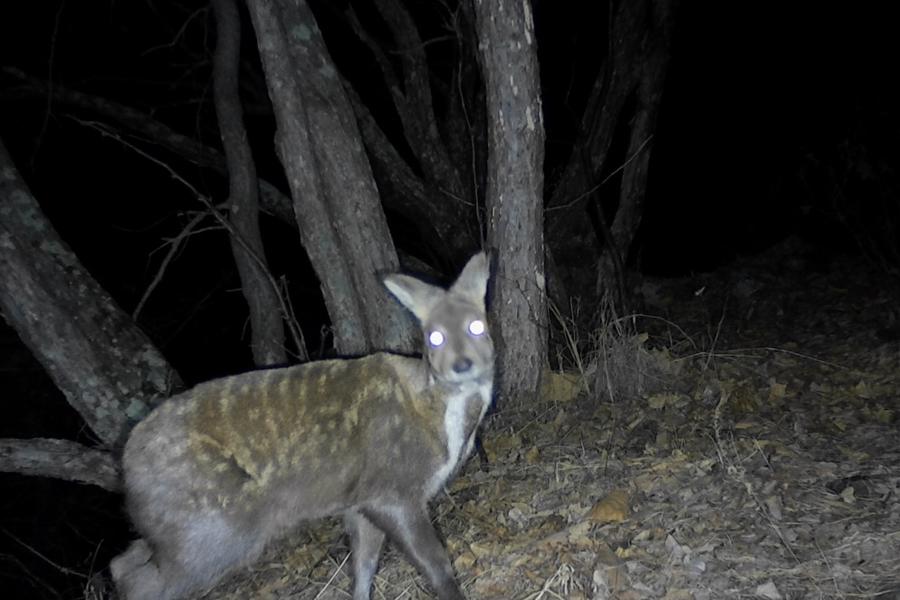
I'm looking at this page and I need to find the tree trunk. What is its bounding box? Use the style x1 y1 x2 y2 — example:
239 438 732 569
369 0 466 208
344 83 476 263
0 138 180 449
596 0 675 298
342 0 483 265
244 0 415 355
546 0 675 308
212 0 286 366
474 0 547 403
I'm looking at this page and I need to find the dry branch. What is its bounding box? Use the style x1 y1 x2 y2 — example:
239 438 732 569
0 438 121 492
0 66 295 226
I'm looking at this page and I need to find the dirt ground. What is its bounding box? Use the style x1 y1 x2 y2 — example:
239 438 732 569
192 238 900 600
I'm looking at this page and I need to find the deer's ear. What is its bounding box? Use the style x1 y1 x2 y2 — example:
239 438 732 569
383 274 443 323
450 252 490 305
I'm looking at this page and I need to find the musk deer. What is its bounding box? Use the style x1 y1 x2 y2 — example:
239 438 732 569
111 253 493 600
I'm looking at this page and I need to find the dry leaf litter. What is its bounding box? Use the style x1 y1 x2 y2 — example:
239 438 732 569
201 239 900 599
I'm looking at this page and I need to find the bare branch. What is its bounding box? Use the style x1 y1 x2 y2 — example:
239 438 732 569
0 438 121 492
4 528 88 579
74 118 308 361
545 135 654 213
0 66 295 226
133 209 211 320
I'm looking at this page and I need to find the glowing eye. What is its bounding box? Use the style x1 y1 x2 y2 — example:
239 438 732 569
428 330 445 347
468 319 485 336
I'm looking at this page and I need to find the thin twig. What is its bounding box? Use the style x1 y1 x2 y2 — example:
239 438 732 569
3 528 85 579
545 134 654 213
72 116 308 359
704 300 728 372
312 551 349 600
133 209 211 320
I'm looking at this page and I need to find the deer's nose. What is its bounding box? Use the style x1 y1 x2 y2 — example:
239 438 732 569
452 358 473 373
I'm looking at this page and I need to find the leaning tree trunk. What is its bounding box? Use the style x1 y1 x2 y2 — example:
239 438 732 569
341 0 483 266
474 0 547 403
0 138 179 488
212 0 286 367
244 0 415 355
546 0 675 309
594 0 675 299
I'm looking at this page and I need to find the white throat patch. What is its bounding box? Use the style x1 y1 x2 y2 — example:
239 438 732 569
425 380 492 498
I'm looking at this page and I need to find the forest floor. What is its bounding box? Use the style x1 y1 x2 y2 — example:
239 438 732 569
203 237 900 600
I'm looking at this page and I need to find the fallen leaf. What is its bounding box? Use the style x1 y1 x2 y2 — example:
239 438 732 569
755 579 783 599
541 370 584 403
768 380 787 402
589 489 630 524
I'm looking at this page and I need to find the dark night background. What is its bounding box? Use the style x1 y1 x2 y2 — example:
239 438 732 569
1 1 898 598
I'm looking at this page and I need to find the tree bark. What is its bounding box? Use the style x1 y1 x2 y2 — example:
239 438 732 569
0 138 180 448
0 438 121 492
244 0 415 355
474 0 547 403
344 83 476 262
212 0 286 366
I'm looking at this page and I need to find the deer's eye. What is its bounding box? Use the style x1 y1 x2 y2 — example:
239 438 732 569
428 330 445 347
468 319 485 336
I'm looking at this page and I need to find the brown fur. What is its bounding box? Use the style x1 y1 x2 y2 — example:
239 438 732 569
111 253 493 600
